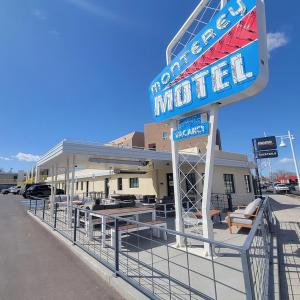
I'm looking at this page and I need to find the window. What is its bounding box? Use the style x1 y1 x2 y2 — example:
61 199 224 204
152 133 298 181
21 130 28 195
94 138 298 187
148 143 156 151
129 178 139 188
117 178 123 190
162 131 168 140
76 182 78 191
244 175 252 193
223 174 235 194
80 181 83 191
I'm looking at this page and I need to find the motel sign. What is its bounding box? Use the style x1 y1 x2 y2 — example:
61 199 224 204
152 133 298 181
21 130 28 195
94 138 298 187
149 0 269 122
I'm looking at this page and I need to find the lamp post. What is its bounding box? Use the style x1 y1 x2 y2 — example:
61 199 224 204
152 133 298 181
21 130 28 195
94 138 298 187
277 131 300 190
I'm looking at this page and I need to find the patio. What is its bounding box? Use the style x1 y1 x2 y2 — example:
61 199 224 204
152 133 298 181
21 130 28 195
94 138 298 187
28 197 273 300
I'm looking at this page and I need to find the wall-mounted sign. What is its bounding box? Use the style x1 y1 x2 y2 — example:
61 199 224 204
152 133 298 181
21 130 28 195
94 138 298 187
173 114 209 141
256 150 278 159
149 0 268 122
255 136 277 151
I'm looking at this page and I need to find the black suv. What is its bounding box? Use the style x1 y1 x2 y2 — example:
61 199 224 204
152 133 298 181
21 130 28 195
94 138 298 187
21 184 37 198
24 185 64 198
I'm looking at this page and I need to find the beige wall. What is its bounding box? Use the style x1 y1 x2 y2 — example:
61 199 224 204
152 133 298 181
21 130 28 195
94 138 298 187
53 164 254 200
144 122 222 152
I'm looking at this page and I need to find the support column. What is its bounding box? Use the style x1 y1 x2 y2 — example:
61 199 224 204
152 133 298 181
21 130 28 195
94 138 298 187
54 164 58 197
66 157 70 226
202 104 219 257
50 165 55 217
69 155 75 228
35 166 39 184
170 120 184 247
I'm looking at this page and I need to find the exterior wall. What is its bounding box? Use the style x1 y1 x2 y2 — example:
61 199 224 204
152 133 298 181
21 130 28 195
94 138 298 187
0 173 18 189
109 172 157 196
63 164 254 200
144 122 222 152
109 132 144 148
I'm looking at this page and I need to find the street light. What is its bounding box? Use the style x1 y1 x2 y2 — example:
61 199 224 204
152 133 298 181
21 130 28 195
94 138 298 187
279 137 286 148
277 131 300 190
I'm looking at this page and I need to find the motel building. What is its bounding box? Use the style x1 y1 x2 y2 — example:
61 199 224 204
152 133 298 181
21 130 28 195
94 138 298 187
37 122 255 203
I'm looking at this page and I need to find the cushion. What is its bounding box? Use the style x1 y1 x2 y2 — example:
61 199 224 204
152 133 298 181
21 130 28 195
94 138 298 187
243 198 261 217
231 217 253 225
230 212 246 218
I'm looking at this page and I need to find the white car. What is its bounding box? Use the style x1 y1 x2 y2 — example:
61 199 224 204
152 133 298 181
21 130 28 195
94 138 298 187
274 184 290 193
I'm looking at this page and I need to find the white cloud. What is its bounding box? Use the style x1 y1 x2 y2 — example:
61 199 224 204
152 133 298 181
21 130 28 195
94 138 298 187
65 0 126 23
33 9 47 21
0 156 11 161
16 153 40 162
279 157 294 164
267 32 289 52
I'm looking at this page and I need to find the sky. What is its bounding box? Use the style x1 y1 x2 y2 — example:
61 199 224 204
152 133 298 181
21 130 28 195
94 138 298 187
0 0 299 176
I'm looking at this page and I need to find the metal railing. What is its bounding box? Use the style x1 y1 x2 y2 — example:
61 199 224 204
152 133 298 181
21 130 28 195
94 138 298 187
27 196 275 300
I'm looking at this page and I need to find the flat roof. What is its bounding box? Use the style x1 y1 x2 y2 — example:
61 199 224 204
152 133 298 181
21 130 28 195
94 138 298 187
37 140 253 170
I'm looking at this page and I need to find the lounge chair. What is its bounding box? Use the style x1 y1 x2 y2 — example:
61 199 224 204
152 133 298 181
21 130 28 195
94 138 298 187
226 198 262 233
182 211 202 235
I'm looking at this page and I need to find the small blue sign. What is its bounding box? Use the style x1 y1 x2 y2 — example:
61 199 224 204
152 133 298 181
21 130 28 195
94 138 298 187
174 115 209 141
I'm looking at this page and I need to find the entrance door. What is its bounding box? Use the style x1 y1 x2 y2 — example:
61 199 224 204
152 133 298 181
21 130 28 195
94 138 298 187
104 178 110 198
166 173 174 197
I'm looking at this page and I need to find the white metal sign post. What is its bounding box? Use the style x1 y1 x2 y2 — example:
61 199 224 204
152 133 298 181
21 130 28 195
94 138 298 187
201 104 219 256
170 120 185 247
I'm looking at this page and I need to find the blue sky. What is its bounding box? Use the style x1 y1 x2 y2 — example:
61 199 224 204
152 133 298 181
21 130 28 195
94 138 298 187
0 0 298 175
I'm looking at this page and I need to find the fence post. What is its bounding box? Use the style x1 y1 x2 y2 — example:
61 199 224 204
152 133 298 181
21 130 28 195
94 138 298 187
114 218 119 277
35 199 38 215
227 194 233 212
54 203 58 230
73 208 77 244
241 249 254 300
29 198 32 211
42 199 46 220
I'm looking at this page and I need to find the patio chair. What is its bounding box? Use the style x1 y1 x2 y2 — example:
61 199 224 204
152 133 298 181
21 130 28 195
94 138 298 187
182 211 202 235
226 198 263 233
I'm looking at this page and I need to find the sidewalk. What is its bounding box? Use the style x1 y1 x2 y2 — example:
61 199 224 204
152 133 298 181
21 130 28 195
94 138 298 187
0 195 121 300
270 194 300 300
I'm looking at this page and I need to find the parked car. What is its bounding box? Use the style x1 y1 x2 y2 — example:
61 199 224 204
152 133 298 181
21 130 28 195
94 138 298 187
11 186 21 194
274 183 290 194
8 186 17 193
1 188 10 195
286 183 296 191
24 184 64 198
21 184 39 198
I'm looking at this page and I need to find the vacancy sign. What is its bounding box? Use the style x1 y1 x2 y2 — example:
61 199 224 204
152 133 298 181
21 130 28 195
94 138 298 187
173 114 209 141
149 0 269 122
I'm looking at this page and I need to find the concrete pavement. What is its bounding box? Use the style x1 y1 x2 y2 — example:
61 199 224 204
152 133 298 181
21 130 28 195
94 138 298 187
0 194 122 300
270 195 300 300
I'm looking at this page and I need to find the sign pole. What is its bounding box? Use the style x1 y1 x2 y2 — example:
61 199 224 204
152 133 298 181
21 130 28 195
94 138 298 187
170 120 185 247
252 139 262 196
202 103 219 257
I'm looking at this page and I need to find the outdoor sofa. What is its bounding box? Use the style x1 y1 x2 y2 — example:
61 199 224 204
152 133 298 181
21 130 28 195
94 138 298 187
226 198 263 233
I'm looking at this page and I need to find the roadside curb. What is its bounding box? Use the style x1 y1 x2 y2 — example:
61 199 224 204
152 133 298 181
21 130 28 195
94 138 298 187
28 211 148 300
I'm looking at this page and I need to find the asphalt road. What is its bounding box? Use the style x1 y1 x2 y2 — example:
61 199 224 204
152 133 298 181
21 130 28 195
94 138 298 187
0 194 122 300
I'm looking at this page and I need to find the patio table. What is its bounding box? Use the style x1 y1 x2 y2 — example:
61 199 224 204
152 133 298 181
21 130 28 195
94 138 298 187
194 209 221 222
88 207 156 245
